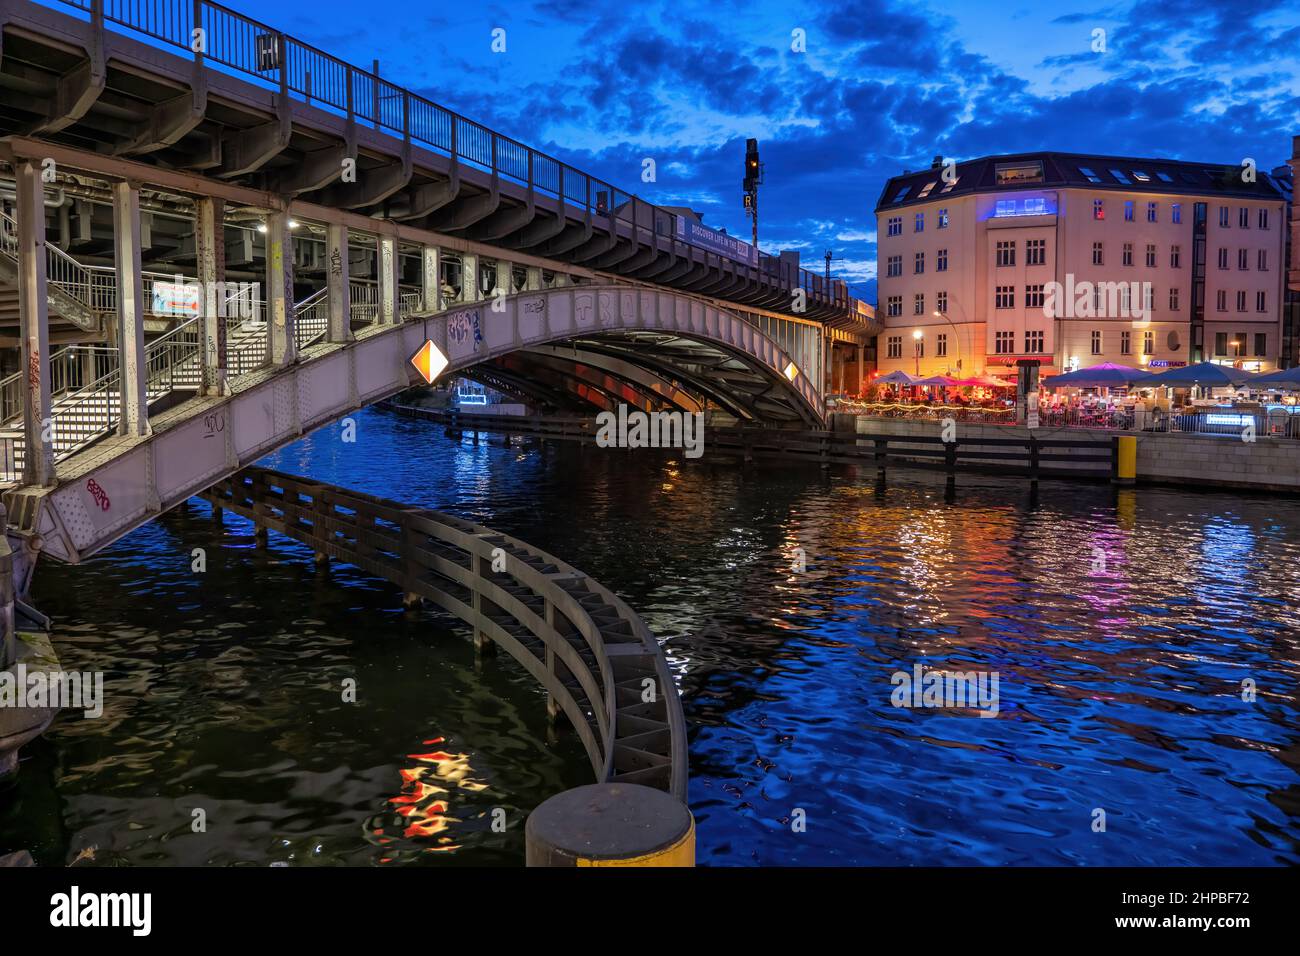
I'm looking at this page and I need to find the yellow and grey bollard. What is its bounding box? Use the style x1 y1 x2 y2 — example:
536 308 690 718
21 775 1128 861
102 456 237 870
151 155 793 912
526 783 695 867
1113 435 1137 486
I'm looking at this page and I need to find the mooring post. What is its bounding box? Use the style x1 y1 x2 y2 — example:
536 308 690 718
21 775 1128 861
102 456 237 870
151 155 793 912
525 783 695 867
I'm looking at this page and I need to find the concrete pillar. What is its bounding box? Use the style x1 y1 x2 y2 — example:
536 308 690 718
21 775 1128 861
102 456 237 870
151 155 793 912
15 161 54 486
461 252 478 303
497 259 514 297
326 223 352 343
112 180 149 437
266 210 296 367
857 344 865 395
421 244 441 312
526 266 543 291
196 196 229 396
378 234 399 324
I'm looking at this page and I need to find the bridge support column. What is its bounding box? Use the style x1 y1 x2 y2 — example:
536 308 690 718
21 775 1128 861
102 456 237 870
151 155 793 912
857 344 865 396
378 234 399 324
526 266 543 292
526 784 695 867
196 196 229 396
420 244 441 312
266 210 297 367
112 180 150 437
326 223 352 343
461 253 478 303
15 160 55 486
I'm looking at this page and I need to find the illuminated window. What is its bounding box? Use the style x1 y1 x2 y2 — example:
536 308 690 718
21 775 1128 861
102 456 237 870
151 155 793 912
917 181 937 198
1146 202 1157 222
1172 203 1182 223
1124 200 1134 222
995 161 1044 185
938 208 949 228
1093 199 1105 220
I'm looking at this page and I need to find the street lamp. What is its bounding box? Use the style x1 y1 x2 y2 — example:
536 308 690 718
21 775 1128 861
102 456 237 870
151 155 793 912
932 310 964 373
913 329 923 376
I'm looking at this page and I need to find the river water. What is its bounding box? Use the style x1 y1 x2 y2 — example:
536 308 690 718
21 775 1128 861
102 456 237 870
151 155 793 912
2 405 1298 866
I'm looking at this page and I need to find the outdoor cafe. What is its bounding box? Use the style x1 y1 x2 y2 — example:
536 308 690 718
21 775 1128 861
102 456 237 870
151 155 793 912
842 362 1300 438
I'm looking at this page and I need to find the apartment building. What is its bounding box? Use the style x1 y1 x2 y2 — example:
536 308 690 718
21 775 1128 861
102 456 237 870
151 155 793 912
873 152 1289 380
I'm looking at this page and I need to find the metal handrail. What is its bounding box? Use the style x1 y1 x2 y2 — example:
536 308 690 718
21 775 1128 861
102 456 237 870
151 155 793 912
204 466 688 801
52 0 851 312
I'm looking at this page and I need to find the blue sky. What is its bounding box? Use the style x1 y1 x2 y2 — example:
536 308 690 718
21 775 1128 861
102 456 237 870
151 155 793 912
266 0 1300 300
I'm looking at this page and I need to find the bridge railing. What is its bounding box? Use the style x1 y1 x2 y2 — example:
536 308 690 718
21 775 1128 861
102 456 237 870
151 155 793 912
202 467 688 801
49 0 852 314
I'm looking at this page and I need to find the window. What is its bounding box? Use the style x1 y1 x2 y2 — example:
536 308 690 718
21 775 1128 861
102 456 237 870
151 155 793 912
887 296 902 317
1091 330 1102 354
1122 243 1133 266
1169 288 1179 311
1238 248 1249 270
887 217 902 237
915 337 924 358
995 161 1044 185
1124 200 1135 222
1217 247 1228 270
917 181 937 198
1147 202 1157 222
1257 291 1267 313
914 293 925 315
1109 169 1131 184
915 251 925 274
938 208 949 228
1026 284 1045 309
892 186 911 203
887 335 902 358
1143 285 1154 313
937 334 948 357
1258 249 1268 271
1026 239 1045 266
1079 166 1102 183
1170 245 1181 268
1172 203 1182 223
995 285 1015 309
1145 243 1157 267
1157 171 1174 183
915 212 924 232
1215 331 1228 355
1120 285 1132 315
937 249 948 271
937 291 948 312
1133 170 1151 182
1236 290 1247 313
1232 333 1246 355
1239 207 1250 229
1093 199 1105 220
995 331 1014 354
1144 330 1155 354
1259 208 1269 230
1255 332 1267 355
1092 242 1104 265
1216 290 1227 312
887 255 902 277
1121 330 1132 355
941 176 959 193
1219 206 1230 227
996 240 1016 267
1025 330 1045 353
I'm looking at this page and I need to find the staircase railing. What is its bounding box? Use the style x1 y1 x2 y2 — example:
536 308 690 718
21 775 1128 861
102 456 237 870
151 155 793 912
1 343 117 424
0 210 109 318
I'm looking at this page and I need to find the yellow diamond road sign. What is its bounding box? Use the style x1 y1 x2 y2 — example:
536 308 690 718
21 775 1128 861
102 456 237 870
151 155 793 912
410 339 449 385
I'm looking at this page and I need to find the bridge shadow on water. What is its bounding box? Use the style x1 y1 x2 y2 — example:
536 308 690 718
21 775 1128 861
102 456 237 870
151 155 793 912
5 404 1300 866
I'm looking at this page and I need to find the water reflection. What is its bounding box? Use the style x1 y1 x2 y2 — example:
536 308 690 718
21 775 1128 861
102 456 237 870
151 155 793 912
2 405 1298 867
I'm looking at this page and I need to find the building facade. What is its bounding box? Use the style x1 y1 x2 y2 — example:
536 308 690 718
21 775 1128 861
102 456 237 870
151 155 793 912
873 152 1289 381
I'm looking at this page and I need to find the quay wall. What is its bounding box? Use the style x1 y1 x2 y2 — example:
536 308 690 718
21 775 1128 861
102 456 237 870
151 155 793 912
837 415 1300 494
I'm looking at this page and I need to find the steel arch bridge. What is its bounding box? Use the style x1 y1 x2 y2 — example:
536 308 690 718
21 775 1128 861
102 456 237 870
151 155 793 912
6 283 823 570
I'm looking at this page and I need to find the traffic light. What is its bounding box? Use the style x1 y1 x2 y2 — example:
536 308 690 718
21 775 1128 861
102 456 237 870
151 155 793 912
744 138 761 192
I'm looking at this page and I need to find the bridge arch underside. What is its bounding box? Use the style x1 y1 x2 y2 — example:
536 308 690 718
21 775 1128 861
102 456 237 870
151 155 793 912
458 333 812 425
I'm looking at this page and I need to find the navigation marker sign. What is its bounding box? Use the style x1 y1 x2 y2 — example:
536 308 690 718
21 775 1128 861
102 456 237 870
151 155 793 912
411 340 449 384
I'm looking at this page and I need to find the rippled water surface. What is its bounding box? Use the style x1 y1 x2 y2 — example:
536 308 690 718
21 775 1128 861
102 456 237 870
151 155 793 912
3 405 1298 865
